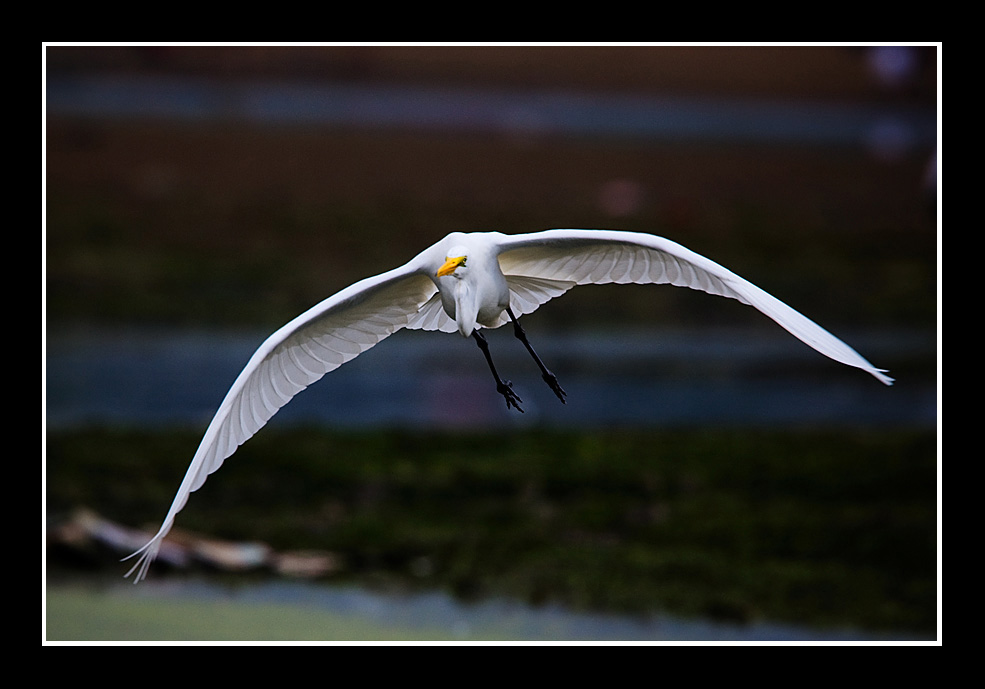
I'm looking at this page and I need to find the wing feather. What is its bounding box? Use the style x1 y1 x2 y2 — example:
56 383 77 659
124 263 436 582
496 229 892 386
405 291 459 333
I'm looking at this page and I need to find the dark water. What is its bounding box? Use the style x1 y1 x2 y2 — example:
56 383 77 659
44 74 936 152
44 325 935 431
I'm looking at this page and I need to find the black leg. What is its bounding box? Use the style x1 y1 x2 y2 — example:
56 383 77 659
472 330 524 412
506 307 566 404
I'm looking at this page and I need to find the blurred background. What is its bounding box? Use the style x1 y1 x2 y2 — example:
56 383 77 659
44 44 939 642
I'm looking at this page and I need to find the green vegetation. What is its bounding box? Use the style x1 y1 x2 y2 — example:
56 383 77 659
46 427 937 636
45 585 472 642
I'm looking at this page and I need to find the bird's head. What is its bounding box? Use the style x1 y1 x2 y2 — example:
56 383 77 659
436 250 468 278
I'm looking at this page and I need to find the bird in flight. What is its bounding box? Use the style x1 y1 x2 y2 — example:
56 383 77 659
124 229 892 581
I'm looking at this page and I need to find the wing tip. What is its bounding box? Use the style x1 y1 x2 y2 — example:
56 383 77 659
121 536 163 584
873 369 895 386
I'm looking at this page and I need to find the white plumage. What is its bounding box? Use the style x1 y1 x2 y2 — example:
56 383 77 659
124 229 892 582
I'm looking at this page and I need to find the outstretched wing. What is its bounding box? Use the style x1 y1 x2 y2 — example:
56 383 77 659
495 229 893 385
124 262 436 581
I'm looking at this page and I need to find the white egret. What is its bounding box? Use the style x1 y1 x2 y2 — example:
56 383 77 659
124 229 892 581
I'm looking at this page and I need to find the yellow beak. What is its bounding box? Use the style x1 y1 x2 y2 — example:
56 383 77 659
436 255 466 277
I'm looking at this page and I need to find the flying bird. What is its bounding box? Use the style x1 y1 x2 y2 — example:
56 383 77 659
124 229 892 581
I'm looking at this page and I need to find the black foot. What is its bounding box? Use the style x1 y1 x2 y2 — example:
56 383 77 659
497 380 524 413
543 372 567 404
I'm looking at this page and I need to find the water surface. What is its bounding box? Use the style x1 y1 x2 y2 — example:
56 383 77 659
44 325 935 430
